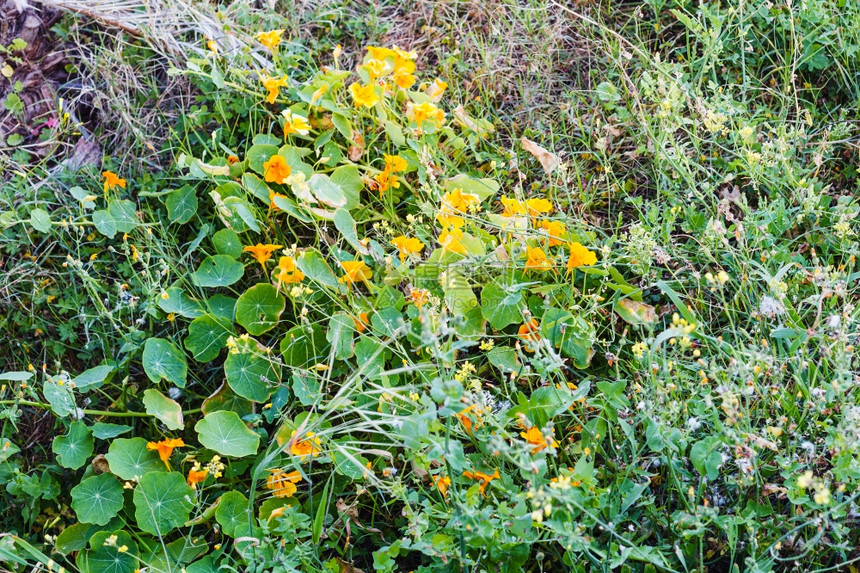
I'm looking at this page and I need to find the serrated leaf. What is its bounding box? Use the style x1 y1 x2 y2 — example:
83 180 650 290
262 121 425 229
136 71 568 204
71 474 124 525
133 471 194 536
195 410 260 457
142 388 184 430
142 338 188 387
192 255 245 288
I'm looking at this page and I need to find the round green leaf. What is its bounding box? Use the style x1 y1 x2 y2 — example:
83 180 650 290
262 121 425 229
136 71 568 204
104 437 164 480
77 530 138 573
224 347 280 402
235 283 285 335
52 421 94 469
142 337 188 388
92 209 117 238
71 474 124 525
214 491 250 537
192 254 245 288
212 228 244 258
30 207 52 233
280 323 329 367
185 314 232 362
481 284 523 330
157 287 204 318
165 185 198 224
142 388 184 431
133 471 194 536
195 410 260 458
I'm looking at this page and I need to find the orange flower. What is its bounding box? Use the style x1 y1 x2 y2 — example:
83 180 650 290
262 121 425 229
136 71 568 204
500 196 527 217
525 246 553 273
408 101 444 125
267 468 302 497
462 469 500 495
275 255 304 286
187 466 208 488
102 170 126 193
525 198 553 216
383 154 408 173
566 242 597 272
537 220 567 247
391 236 425 262
349 83 379 108
260 74 289 104
244 243 282 268
146 438 184 470
438 226 467 256
442 188 480 213
456 404 484 435
394 71 416 89
518 319 541 352
289 431 321 460
410 288 430 309
374 170 400 194
257 29 285 51
227 154 240 164
281 109 311 137
352 312 369 332
263 154 291 184
434 475 451 498
520 426 559 454
339 260 373 286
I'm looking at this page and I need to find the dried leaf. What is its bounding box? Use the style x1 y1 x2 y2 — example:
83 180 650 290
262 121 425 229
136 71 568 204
521 136 560 174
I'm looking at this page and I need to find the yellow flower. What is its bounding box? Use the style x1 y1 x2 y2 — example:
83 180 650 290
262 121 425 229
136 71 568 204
374 170 400 194
102 171 126 193
525 246 552 273
438 226 467 256
260 74 289 104
339 260 373 286
263 154 291 184
408 101 444 125
391 236 425 262
310 84 329 105
518 319 541 352
187 465 208 488
520 426 558 454
289 431 321 460
394 71 416 89
525 198 553 216
267 469 302 497
362 58 389 80
366 46 397 61
244 243 283 267
146 438 184 471
462 469 500 495
434 475 451 498
257 29 284 51
383 154 408 173
500 196 526 217
274 255 304 286
442 188 480 213
281 109 310 137
537 220 566 246
410 288 430 308
349 83 379 108
566 242 597 273
426 78 448 102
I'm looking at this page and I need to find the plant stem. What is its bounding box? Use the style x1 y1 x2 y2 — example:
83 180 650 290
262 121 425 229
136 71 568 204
0 400 201 418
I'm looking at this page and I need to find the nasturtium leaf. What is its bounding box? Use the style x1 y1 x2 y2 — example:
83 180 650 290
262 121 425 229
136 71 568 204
195 410 260 457
185 314 232 362
207 294 236 322
211 228 243 258
327 312 355 360
241 173 271 204
158 286 204 318
444 174 499 201
224 347 280 402
105 437 164 480
330 165 362 209
108 199 139 233
280 323 329 367
76 530 138 573
142 338 188 387
43 378 76 418
614 298 657 325
247 143 279 174
72 364 115 391
308 173 346 208
487 346 519 373
142 388 184 431
165 186 198 224
30 207 51 233
296 249 338 287
215 491 251 537
235 283 285 335
201 382 253 417
90 422 132 439
383 120 406 147
71 474 124 525
541 308 595 368
354 338 388 381
133 471 194 536
292 373 321 406
333 209 368 254
278 145 314 178
55 519 122 555
92 209 117 238
192 254 244 288
0 371 32 381
441 268 477 317
52 421 93 469
215 195 261 233
481 284 523 330
332 447 369 481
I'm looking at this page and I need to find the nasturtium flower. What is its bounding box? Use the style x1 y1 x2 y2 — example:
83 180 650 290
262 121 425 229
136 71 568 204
518 318 541 352
244 243 282 268
456 404 484 435
350 83 380 108
410 288 430 309
310 84 329 105
146 438 184 470
442 188 480 213
274 255 304 286
289 431 321 460
263 154 291 184
391 236 425 262
394 71 416 89
525 246 553 273
426 78 448 102
374 170 400 194
462 469 500 495
408 101 445 125
434 475 452 498
266 468 302 497
352 312 369 332
187 463 208 488
260 74 289 104
383 154 408 173
438 226 467 256
102 170 126 193
281 109 311 137
500 196 527 217
339 260 373 286
269 188 289 210
537 220 567 246
566 242 597 272
257 29 284 51
526 198 553 216
363 58 389 80
366 46 397 61
521 426 559 454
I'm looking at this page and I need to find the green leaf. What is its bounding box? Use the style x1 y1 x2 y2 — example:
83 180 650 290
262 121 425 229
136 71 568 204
235 283 285 335
280 323 329 368
690 437 723 481
52 421 93 469
55 520 122 555
165 186 198 224
195 410 260 457
92 209 117 238
202 382 253 417
327 312 355 360
330 165 362 209
308 173 346 208
296 249 338 288
441 268 477 317
71 474 124 525
247 143 279 174
158 287 204 318
481 284 523 329
214 491 250 537
108 199 138 233
292 373 321 406
90 422 132 439
105 437 165 480
0 371 32 381
192 254 245 288
185 314 232 362
241 173 271 204
72 364 114 391
541 308 594 368
142 338 188 387
133 471 194 536
211 228 243 258
224 345 280 402
43 378 76 417
487 346 519 373
614 298 657 326
208 294 236 322
333 209 368 254
383 120 405 147
444 174 499 201
29 208 51 233
77 531 138 573
143 388 184 431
